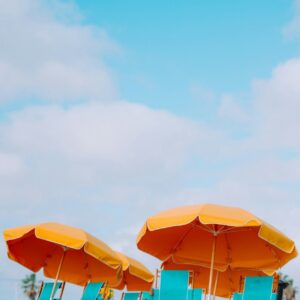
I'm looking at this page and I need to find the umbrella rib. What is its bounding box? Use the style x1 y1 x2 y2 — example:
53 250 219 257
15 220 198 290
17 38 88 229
265 243 281 269
224 232 233 267
217 227 254 235
168 224 197 257
83 248 92 282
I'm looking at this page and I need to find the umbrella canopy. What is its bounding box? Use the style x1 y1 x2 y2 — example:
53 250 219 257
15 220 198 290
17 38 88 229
162 257 278 298
113 252 154 291
4 222 123 287
137 204 297 299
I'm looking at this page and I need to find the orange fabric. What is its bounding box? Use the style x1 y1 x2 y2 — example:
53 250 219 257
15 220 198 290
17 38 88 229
137 204 297 272
113 252 154 291
162 258 278 298
4 222 122 286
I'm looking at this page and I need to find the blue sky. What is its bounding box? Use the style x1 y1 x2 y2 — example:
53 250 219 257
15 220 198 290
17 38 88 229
0 0 300 299
75 0 299 116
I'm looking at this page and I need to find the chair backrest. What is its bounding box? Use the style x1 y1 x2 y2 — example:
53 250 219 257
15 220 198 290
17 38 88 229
123 292 140 300
159 270 189 300
187 288 202 300
38 282 64 300
232 293 243 300
243 276 274 300
82 282 105 300
271 293 277 300
141 289 159 300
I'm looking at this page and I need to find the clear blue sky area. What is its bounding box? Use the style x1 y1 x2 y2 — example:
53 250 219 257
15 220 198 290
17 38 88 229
75 0 299 118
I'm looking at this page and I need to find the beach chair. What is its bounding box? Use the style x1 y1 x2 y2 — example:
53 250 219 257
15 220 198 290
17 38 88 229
187 288 202 300
271 293 277 300
82 282 105 300
37 281 65 300
243 276 274 300
232 293 243 300
141 289 159 300
159 270 189 300
122 292 141 300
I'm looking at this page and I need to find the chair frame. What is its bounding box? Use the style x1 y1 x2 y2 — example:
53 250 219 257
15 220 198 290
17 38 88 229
37 281 65 300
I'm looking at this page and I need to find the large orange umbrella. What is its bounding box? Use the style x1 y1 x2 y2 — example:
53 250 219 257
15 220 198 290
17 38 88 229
162 257 278 298
4 222 123 299
137 204 297 300
113 252 154 291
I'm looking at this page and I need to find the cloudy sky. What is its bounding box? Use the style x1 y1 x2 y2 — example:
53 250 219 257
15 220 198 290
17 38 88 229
1 0 300 298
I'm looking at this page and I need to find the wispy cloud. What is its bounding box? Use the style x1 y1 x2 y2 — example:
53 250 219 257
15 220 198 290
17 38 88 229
0 0 119 103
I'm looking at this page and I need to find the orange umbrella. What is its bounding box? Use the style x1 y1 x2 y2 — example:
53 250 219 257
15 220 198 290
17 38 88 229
162 257 278 298
137 204 297 300
4 222 123 299
113 252 154 291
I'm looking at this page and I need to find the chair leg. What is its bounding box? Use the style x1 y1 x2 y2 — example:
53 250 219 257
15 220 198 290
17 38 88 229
59 282 66 299
37 281 44 299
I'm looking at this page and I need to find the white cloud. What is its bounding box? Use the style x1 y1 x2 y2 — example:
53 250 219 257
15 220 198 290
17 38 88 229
282 0 300 39
0 0 119 103
252 57 300 149
217 94 249 123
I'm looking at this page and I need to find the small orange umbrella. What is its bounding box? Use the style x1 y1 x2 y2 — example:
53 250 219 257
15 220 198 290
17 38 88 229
137 204 297 300
113 252 154 291
4 223 123 299
162 257 278 298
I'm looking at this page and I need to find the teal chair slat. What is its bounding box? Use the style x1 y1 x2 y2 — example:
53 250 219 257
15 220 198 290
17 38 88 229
159 270 189 300
187 288 202 300
124 292 140 300
142 289 159 300
232 293 243 300
82 282 104 300
38 282 63 300
243 276 273 300
271 293 277 300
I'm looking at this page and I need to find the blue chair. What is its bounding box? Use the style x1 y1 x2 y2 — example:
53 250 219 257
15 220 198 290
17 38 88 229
123 292 141 300
142 289 159 300
37 282 65 300
187 288 202 300
82 282 105 300
159 270 189 300
271 293 277 300
243 276 274 300
232 293 243 300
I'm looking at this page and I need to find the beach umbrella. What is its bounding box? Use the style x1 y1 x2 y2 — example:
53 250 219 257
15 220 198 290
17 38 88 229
4 222 123 299
113 252 154 291
137 204 297 300
162 257 278 298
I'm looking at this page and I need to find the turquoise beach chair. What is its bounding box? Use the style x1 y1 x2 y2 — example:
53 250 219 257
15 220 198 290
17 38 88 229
232 293 243 300
37 281 65 300
187 288 202 300
82 282 105 300
159 270 189 300
243 276 273 300
271 293 277 300
141 289 159 300
123 292 141 300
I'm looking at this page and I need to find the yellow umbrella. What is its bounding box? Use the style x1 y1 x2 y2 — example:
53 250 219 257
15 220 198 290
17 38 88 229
162 257 278 298
137 204 297 300
4 222 123 299
113 252 154 291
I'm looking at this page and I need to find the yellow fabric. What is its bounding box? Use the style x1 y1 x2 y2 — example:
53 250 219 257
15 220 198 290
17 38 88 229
4 222 122 286
137 204 297 272
163 258 278 298
113 252 154 291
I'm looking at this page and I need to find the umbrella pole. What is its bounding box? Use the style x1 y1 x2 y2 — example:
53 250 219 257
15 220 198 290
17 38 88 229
50 249 66 300
212 270 219 300
208 233 217 300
